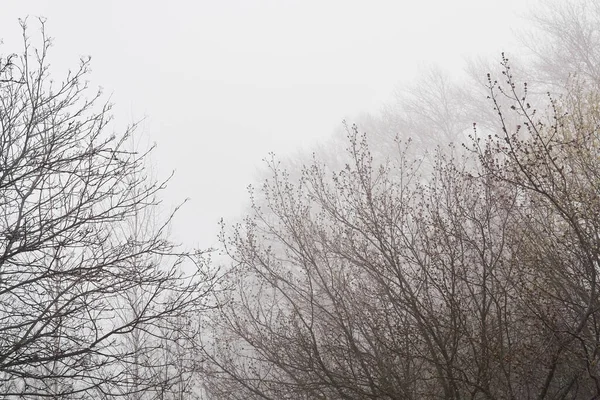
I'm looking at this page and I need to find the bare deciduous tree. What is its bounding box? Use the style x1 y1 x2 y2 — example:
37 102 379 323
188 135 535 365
201 55 600 398
0 20 216 399
522 0 600 89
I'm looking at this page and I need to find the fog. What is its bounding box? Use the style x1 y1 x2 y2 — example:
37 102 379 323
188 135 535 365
9 1 600 398
0 0 538 251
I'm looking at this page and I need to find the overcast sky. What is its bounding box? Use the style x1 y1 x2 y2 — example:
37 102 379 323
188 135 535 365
1 0 537 250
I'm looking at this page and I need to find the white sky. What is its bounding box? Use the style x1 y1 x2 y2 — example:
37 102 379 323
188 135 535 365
1 0 537 250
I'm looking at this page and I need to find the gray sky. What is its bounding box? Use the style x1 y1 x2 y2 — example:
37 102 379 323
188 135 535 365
1 0 536 250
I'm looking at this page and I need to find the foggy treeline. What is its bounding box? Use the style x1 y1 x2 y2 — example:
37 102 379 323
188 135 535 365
1 0 600 398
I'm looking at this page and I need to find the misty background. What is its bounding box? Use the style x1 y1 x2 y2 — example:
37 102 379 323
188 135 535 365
1 0 537 250
7 0 600 398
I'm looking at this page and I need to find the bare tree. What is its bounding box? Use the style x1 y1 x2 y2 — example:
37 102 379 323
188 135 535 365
522 0 600 89
198 1 600 398
105 135 209 400
0 20 216 398
201 55 600 398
